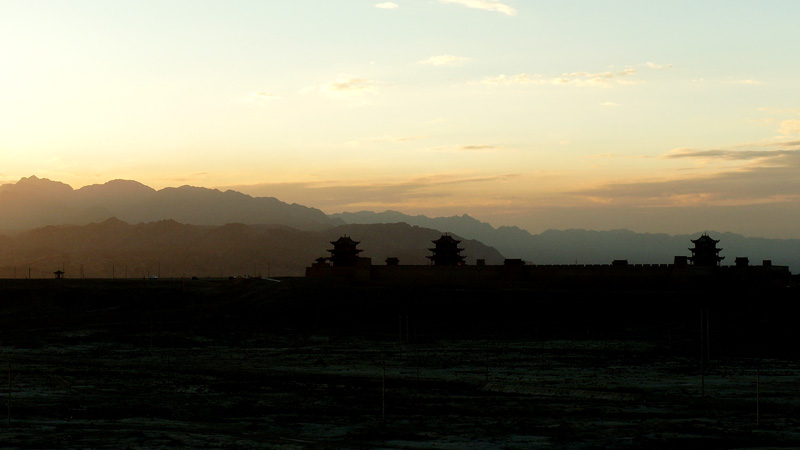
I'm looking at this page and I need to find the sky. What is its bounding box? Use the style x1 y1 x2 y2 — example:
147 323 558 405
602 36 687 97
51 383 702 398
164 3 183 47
2 0 800 237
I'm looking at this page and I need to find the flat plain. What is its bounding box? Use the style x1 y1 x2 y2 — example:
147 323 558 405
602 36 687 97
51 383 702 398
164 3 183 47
1 278 798 449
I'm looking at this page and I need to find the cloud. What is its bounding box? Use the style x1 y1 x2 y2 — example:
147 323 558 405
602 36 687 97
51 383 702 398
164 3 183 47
479 67 638 87
245 91 280 104
601 102 621 107
459 145 500 151
757 107 800 115
324 77 379 94
779 119 800 135
418 55 472 66
734 79 763 85
346 135 427 145
439 0 516 16
431 144 506 152
571 143 800 208
663 148 799 161
571 162 800 207
479 74 544 85
375 2 399 8
645 62 673 70
301 76 381 102
220 173 520 213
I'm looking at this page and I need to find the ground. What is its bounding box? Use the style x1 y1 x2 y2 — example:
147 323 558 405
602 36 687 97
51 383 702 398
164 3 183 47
0 278 798 449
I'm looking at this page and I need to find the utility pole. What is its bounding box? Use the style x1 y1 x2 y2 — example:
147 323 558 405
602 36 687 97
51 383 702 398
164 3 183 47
756 365 760 428
382 361 386 422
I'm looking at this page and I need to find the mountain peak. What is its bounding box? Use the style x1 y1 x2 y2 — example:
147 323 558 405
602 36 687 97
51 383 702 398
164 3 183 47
0 175 74 196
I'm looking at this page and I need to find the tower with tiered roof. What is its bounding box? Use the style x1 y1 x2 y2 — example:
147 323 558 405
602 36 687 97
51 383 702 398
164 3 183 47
327 236 363 267
688 234 724 267
427 234 466 266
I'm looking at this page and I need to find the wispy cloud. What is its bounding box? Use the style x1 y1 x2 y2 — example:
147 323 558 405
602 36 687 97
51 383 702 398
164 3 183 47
244 91 280 104
431 144 507 152
664 148 798 161
418 54 471 66
479 67 638 87
375 2 399 9
779 119 800 135
323 77 379 94
346 135 426 146
734 79 763 85
644 62 673 70
479 74 543 85
439 0 516 16
301 76 381 103
601 102 621 107
220 173 520 213
775 140 800 147
459 144 503 151
572 144 800 207
757 107 800 115
571 160 800 207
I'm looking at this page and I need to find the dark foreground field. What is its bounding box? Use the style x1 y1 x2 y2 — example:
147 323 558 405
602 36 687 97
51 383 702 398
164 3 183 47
1 278 799 449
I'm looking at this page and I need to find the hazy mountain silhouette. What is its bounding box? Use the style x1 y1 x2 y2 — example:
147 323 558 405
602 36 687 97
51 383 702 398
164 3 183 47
0 219 504 278
0 176 339 231
4 176 797 274
332 210 800 272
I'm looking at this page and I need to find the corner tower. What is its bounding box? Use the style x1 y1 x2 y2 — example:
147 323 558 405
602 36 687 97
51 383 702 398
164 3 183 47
328 236 363 267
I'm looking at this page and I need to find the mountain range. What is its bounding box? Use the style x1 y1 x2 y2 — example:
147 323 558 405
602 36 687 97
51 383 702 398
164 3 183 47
1 176 799 274
0 176 339 231
0 218 503 278
332 211 800 273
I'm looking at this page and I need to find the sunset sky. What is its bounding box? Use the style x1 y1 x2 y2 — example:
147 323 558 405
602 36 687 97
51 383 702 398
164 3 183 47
2 1 800 237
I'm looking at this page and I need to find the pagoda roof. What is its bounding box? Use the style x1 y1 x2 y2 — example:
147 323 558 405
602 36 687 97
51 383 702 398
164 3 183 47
691 234 719 244
330 235 360 246
432 234 461 244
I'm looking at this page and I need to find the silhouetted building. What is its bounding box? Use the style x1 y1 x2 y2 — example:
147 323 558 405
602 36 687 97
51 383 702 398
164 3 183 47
53 270 64 279
427 234 465 266
306 233 792 289
735 257 749 267
328 236 363 267
689 234 724 267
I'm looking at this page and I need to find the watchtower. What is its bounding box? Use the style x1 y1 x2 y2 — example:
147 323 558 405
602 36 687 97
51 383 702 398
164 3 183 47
689 234 724 267
327 236 363 267
427 234 466 266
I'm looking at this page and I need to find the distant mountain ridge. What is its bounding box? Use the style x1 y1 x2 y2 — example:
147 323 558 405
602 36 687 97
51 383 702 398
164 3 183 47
4 176 798 274
0 176 339 231
0 218 504 278
332 210 800 273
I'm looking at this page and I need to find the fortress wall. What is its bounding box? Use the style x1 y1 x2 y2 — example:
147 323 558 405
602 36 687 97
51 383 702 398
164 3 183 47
308 261 793 288
370 265 503 285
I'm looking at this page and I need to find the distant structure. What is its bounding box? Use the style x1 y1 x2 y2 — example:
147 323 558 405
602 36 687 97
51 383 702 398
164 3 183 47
735 257 749 267
689 234 724 267
53 270 64 279
328 236 363 267
306 232 792 288
427 234 465 266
